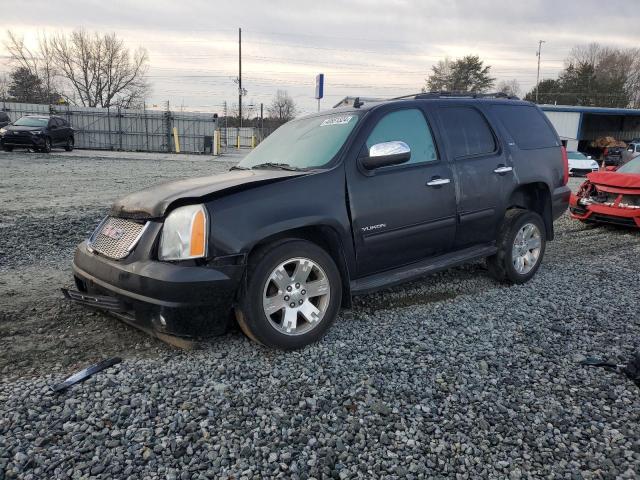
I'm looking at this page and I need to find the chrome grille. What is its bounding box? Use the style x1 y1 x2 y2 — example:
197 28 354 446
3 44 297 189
89 217 148 259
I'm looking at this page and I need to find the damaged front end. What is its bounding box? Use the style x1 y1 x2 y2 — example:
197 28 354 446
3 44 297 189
570 174 640 228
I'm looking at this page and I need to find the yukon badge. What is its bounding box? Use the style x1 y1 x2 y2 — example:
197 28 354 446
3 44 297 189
361 223 387 233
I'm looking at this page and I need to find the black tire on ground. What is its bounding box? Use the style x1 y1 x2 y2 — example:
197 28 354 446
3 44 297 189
64 136 74 152
236 239 342 349
41 137 52 153
2 145 13 152
487 209 546 284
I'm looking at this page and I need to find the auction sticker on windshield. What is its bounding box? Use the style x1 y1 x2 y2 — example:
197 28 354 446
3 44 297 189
320 115 354 127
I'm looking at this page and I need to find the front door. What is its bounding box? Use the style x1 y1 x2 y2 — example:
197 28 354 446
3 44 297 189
346 106 457 276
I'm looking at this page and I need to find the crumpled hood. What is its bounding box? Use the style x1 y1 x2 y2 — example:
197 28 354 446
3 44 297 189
586 171 640 191
110 168 307 219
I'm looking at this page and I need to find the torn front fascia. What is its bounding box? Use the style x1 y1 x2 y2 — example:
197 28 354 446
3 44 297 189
575 180 640 210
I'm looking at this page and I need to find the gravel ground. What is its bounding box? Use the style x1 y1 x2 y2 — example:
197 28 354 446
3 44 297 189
1 149 639 479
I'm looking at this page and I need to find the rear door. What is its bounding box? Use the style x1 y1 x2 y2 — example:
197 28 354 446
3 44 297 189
437 105 511 247
346 106 457 276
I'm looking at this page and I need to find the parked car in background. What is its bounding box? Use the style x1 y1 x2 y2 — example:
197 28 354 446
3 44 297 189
623 142 640 164
63 94 570 349
0 112 10 129
0 115 74 152
570 156 640 228
603 146 625 166
567 151 599 176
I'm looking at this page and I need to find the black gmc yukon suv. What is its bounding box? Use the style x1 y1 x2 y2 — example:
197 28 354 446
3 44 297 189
64 94 570 349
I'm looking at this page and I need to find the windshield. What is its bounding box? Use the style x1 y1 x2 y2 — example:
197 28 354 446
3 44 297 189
238 113 360 170
567 151 587 160
14 117 48 127
617 157 640 174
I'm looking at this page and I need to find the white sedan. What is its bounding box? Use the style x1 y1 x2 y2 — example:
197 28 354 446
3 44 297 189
568 151 599 176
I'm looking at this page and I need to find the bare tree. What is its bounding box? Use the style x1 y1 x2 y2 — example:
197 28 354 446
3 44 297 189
5 29 149 108
5 31 60 104
267 90 297 123
497 79 521 97
49 30 149 108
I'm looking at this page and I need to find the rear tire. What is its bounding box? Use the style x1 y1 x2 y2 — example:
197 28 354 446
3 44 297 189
236 239 342 349
487 209 546 284
2 145 13 152
64 137 74 151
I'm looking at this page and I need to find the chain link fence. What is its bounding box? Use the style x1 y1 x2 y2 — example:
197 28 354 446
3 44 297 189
0 101 268 154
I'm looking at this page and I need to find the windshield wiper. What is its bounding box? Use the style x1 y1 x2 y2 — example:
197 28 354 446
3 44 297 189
250 162 305 171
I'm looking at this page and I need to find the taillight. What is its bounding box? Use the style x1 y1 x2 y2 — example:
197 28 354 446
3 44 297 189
561 146 569 185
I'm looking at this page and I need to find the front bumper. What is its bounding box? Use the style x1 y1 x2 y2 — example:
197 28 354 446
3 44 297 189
1 134 45 148
569 194 640 228
67 241 245 338
569 167 599 177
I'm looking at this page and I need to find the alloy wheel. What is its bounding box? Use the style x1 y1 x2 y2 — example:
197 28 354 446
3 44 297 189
512 223 542 275
262 257 331 336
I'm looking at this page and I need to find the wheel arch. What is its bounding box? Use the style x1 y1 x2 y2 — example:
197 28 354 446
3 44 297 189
507 182 554 240
246 224 353 308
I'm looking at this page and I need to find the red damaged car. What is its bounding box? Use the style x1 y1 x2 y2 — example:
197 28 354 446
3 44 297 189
570 157 640 227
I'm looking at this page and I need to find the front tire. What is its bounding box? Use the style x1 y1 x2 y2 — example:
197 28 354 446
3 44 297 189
64 136 74 151
41 137 52 153
2 145 13 152
236 239 342 349
487 209 546 284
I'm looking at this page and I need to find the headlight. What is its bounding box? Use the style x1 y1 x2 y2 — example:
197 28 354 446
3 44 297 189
591 162 599 168
159 204 208 261
30 130 43 135
0 128 6 135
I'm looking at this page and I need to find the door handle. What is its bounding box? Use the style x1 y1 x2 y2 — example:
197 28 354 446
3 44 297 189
494 166 513 174
426 178 451 186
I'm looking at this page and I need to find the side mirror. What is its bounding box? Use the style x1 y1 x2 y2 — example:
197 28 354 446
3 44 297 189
361 141 411 170
587 155 592 159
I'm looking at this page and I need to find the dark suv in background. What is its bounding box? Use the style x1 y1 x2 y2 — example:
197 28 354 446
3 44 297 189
0 115 74 152
64 93 570 349
0 112 10 129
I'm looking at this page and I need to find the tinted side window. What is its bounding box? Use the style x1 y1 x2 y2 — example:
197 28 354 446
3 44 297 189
366 108 437 165
492 105 558 149
439 107 496 158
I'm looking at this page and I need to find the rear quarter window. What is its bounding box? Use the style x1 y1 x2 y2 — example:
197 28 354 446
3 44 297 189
491 105 558 150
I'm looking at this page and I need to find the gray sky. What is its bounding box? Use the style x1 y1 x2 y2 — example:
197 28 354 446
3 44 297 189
2 0 639 116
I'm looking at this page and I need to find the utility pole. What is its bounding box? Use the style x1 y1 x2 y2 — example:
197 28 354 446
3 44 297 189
535 40 545 104
238 27 242 129
260 102 264 140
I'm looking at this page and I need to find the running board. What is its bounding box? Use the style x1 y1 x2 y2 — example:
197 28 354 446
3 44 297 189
350 244 497 295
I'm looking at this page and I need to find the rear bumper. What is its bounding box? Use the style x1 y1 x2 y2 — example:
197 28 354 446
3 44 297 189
68 241 245 338
569 194 640 228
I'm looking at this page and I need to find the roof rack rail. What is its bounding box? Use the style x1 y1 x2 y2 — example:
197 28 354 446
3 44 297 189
388 91 520 101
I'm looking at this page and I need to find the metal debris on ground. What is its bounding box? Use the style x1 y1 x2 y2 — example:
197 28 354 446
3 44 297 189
50 357 122 392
